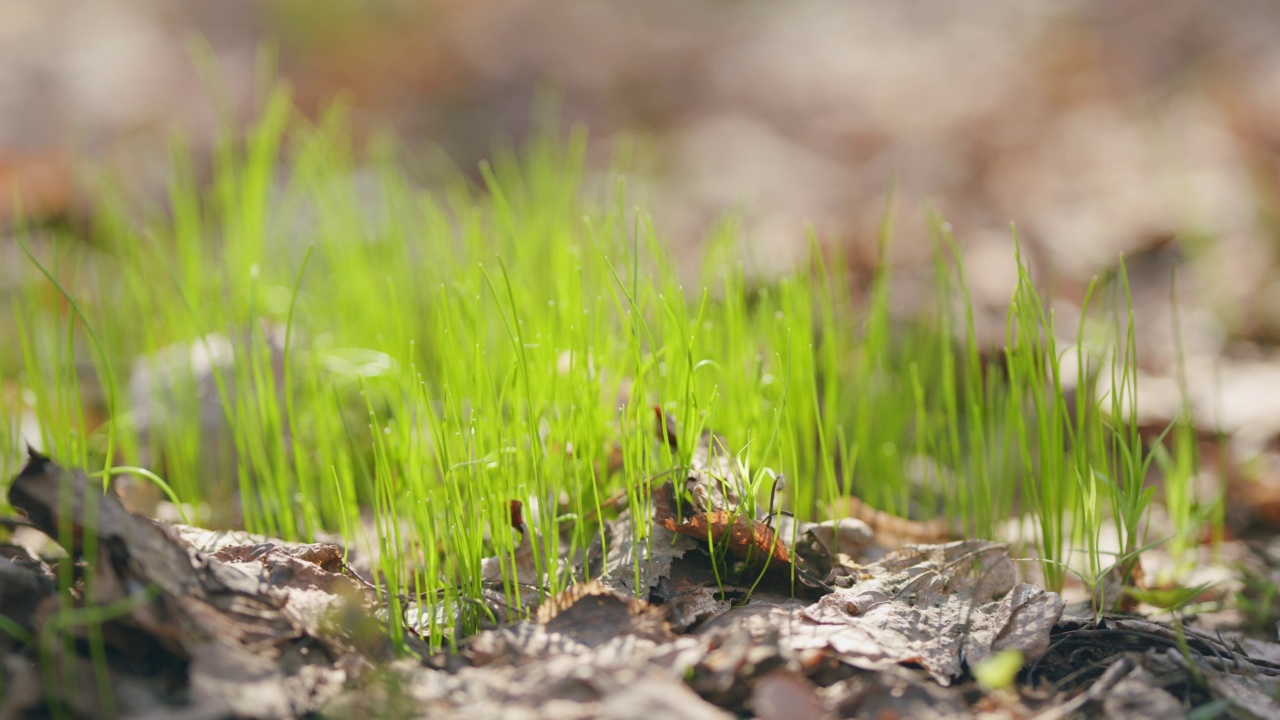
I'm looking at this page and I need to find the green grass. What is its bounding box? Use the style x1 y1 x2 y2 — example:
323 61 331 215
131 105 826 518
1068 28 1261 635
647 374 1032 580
2 90 1213 652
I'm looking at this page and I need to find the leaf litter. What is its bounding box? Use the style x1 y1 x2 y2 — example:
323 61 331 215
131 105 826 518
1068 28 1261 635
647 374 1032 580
4 448 1280 718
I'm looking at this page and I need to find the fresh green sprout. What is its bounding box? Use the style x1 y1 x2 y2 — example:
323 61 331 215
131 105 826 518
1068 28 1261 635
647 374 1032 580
1 90 1210 656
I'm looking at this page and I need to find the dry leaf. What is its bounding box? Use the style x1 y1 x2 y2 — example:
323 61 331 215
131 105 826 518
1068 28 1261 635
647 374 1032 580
652 481 792 573
798 541 1063 684
537 580 672 647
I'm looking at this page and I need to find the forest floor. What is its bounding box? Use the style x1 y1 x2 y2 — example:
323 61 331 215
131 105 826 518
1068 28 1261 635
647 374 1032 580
6 2 1280 718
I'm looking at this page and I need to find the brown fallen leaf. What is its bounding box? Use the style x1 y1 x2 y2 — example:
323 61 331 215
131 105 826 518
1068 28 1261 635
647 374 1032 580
798 541 1063 684
751 668 829 720
0 149 72 223
211 541 344 571
587 504 700 596
536 580 673 647
8 447 200 598
652 481 792 573
664 586 732 632
212 541 359 595
828 495 953 549
3 450 389 718
0 552 55 641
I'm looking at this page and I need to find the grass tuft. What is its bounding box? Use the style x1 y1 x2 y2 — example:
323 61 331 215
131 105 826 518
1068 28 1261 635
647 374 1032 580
3 94 1210 649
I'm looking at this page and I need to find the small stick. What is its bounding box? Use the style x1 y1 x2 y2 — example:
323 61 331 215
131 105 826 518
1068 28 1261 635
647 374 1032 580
764 473 786 531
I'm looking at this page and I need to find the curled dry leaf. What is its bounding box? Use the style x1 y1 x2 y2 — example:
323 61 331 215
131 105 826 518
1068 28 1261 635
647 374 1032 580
2 451 391 718
587 507 698 594
798 541 1064 684
0 552 55 643
211 541 359 595
665 586 732 632
536 579 673 647
652 481 792 573
750 668 828 720
829 495 953 549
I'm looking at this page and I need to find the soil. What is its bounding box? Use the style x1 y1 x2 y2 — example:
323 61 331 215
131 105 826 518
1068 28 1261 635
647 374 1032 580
4 450 1279 719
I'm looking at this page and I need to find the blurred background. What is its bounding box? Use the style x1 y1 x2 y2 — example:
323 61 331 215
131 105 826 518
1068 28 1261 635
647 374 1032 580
4 0 1280 315
3 0 1280 501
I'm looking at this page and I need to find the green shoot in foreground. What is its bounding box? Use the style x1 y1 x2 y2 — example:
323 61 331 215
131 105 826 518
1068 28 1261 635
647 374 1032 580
2 94 1212 651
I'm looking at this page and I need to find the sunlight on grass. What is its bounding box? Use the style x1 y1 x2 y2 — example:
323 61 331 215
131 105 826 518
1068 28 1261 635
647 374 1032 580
2 90 1212 650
